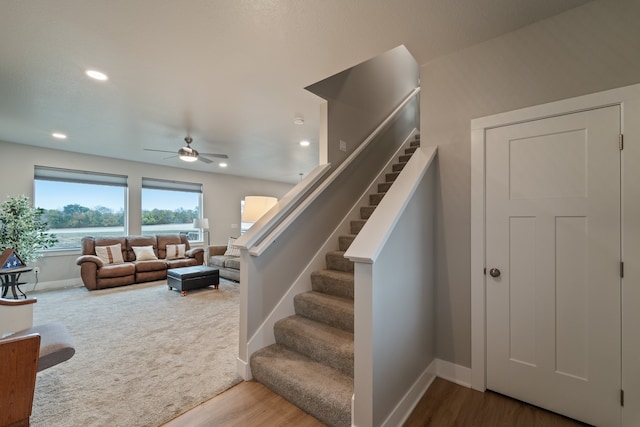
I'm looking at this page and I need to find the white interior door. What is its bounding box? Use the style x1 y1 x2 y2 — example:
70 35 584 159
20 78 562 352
485 105 621 426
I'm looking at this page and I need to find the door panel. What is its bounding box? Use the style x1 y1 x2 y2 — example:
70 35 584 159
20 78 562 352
486 106 621 426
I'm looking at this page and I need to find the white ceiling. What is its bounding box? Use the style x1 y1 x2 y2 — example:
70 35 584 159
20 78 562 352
0 0 591 183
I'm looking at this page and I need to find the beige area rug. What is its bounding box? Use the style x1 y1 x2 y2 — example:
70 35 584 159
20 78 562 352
29 279 242 427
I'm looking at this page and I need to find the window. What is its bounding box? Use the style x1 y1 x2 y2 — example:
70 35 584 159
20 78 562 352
34 166 127 249
141 178 202 241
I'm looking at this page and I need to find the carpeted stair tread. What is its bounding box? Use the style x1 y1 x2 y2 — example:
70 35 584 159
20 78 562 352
399 154 412 163
294 291 354 332
386 171 399 182
338 234 356 251
311 269 354 299
250 344 352 427
410 140 420 148
405 146 418 155
378 182 392 193
360 206 376 220
274 315 354 376
392 162 406 172
369 193 385 206
326 251 354 273
350 219 367 235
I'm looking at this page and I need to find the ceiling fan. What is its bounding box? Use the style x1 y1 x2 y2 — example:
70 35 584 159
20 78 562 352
145 137 228 164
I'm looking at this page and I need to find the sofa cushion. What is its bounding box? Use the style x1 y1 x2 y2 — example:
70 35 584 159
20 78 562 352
97 263 136 278
165 244 186 259
209 255 235 269
224 237 241 257
134 259 167 272
166 258 198 269
156 234 189 259
224 257 240 270
132 246 158 261
95 243 124 265
126 236 157 261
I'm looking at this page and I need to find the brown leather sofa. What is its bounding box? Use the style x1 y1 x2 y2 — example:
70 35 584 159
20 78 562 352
76 234 204 290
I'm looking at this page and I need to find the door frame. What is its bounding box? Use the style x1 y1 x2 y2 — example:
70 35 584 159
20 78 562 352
470 83 640 392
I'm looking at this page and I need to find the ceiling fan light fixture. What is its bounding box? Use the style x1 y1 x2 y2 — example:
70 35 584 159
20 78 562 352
178 147 199 162
219 162 228 168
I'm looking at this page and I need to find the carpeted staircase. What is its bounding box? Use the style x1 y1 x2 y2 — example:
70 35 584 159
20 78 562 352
250 135 421 426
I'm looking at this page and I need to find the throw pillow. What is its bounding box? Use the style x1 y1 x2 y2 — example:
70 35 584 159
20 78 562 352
132 245 158 261
165 243 186 260
95 244 124 265
224 237 241 257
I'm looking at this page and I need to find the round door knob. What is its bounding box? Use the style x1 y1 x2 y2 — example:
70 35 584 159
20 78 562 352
489 268 501 278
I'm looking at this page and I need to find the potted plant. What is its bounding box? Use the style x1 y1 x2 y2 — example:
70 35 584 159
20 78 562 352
0 195 58 263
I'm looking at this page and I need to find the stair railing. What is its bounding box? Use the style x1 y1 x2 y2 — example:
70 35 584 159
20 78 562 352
345 144 438 426
235 87 420 256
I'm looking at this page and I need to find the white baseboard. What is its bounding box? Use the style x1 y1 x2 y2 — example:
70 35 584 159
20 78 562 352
380 359 437 427
436 358 472 388
27 278 83 293
377 358 471 427
236 357 251 380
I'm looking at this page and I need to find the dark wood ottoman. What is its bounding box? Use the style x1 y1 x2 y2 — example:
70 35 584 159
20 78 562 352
167 266 220 296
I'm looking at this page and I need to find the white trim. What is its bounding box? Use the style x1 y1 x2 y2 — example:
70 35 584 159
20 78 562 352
28 278 83 293
470 83 640 392
380 359 437 427
345 145 437 264
436 359 472 388
236 357 251 380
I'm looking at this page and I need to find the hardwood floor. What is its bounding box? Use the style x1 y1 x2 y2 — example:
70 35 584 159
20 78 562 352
161 380 324 427
163 378 590 427
404 378 590 427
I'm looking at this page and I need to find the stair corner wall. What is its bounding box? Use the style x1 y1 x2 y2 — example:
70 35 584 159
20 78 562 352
346 145 438 426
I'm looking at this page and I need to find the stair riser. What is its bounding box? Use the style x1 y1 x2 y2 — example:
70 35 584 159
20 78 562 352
360 206 375 220
350 220 366 234
311 271 354 299
294 295 354 333
274 318 354 377
369 193 384 206
326 252 354 273
386 172 399 182
250 345 352 427
378 182 392 193
405 146 417 155
338 235 355 251
392 163 406 172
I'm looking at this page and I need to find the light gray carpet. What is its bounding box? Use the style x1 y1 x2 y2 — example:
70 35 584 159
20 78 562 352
29 279 241 427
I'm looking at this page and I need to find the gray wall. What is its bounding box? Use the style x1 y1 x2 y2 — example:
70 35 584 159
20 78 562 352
0 140 292 289
372 162 436 425
423 0 640 367
306 45 419 168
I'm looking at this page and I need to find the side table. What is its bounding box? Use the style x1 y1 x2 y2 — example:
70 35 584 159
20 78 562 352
0 267 32 299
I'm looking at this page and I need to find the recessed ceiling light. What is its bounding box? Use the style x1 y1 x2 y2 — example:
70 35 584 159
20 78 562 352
294 116 304 125
219 162 228 168
52 132 67 140
299 140 310 147
85 69 109 81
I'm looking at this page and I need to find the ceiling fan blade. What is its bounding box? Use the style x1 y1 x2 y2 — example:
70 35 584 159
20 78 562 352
144 148 176 154
198 155 213 164
200 152 229 159
163 155 178 160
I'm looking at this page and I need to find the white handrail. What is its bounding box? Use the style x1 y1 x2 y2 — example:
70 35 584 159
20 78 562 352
240 86 421 257
234 163 331 250
345 145 437 264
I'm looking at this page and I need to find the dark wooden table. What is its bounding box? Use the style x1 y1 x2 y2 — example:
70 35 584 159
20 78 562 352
0 267 32 299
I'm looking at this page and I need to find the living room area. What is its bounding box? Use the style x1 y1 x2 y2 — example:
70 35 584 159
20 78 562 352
5 1 640 426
